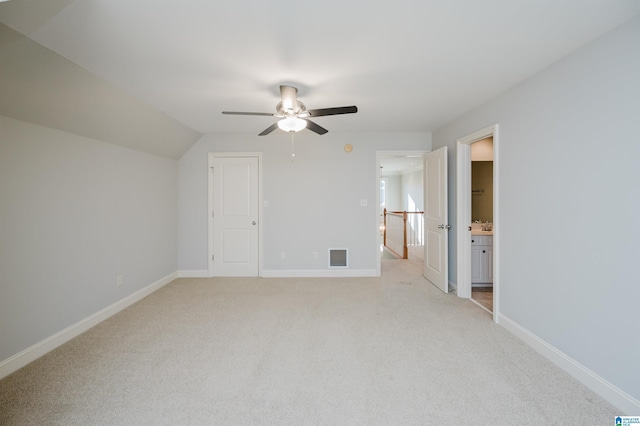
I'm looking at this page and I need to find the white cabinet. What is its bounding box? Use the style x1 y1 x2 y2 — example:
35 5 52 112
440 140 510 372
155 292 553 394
471 235 493 284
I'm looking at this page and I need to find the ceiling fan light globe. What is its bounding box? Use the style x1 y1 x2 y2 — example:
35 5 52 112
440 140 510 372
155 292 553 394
278 117 307 133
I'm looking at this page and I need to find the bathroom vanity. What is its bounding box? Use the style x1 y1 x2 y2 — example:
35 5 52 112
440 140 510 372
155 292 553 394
471 227 493 285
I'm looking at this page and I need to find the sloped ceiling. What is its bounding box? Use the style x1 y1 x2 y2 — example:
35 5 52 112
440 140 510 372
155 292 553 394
0 23 201 159
1 1 639 159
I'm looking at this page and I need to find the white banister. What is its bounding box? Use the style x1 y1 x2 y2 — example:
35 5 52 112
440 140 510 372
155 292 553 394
384 209 424 259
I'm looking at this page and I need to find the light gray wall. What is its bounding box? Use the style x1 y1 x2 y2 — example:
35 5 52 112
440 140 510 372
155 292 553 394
432 17 640 401
401 170 423 212
0 116 178 362
178 132 430 272
382 176 401 211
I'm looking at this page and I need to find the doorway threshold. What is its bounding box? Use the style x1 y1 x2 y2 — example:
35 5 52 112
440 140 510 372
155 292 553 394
471 287 493 314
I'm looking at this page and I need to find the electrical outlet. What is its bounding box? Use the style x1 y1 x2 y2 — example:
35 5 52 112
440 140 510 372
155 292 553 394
116 275 123 286
281 251 286 260
313 251 318 259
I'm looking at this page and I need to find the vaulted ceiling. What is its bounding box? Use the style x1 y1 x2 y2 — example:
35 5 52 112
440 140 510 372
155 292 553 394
2 1 639 159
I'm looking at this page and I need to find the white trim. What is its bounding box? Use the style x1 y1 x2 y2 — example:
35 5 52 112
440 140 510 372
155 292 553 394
177 270 209 278
262 269 378 278
0 272 177 380
458 125 497 145
456 124 500 323
208 152 263 278
456 143 472 298
493 131 500 324
499 314 640 414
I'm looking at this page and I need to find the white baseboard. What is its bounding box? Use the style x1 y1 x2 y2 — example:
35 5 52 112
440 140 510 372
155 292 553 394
0 271 177 380
262 269 379 278
177 270 209 278
178 269 380 278
179 269 382 278
499 314 640 414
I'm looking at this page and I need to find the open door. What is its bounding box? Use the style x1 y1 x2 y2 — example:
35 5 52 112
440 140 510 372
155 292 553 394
423 147 449 292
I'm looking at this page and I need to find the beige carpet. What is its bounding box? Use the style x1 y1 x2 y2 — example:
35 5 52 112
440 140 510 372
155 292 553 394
0 259 618 425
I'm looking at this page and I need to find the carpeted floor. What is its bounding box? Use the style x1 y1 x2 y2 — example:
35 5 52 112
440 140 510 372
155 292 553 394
0 259 618 425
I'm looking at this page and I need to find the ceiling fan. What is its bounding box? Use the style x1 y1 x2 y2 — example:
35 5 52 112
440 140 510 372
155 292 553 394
222 85 358 136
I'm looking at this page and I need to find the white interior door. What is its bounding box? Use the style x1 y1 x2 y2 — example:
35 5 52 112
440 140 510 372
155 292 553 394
212 156 259 276
424 147 448 292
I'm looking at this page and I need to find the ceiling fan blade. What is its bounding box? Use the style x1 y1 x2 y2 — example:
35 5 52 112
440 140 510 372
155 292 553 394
303 119 329 135
258 122 279 136
307 106 358 117
222 111 275 116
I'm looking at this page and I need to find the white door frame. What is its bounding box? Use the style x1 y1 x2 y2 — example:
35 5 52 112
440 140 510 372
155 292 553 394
456 125 499 323
208 152 263 277
376 150 427 276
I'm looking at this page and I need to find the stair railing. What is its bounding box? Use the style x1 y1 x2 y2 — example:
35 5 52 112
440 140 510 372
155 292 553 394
383 209 424 259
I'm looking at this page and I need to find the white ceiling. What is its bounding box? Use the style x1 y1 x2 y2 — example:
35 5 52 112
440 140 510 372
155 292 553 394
380 156 423 177
2 1 640 158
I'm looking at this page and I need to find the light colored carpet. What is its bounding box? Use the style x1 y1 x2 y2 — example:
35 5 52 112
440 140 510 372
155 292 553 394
0 259 617 425
381 245 423 260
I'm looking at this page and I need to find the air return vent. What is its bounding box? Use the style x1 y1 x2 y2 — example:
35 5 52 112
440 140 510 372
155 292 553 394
328 248 348 268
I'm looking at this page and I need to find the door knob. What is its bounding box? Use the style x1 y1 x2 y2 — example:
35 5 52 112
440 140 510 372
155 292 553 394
252 221 256 225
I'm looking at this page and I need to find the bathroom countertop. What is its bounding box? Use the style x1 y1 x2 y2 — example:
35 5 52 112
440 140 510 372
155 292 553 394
471 230 493 236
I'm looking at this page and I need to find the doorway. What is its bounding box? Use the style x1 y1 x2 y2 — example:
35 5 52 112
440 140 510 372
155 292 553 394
376 151 426 276
470 138 493 311
456 125 499 323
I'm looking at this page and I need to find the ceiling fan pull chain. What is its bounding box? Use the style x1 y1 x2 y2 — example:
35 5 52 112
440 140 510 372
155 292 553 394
291 132 296 163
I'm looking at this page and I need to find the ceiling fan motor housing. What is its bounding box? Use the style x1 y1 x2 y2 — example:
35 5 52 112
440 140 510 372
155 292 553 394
276 86 308 117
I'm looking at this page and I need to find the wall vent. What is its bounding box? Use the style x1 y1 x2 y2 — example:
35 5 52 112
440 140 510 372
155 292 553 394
328 248 348 268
